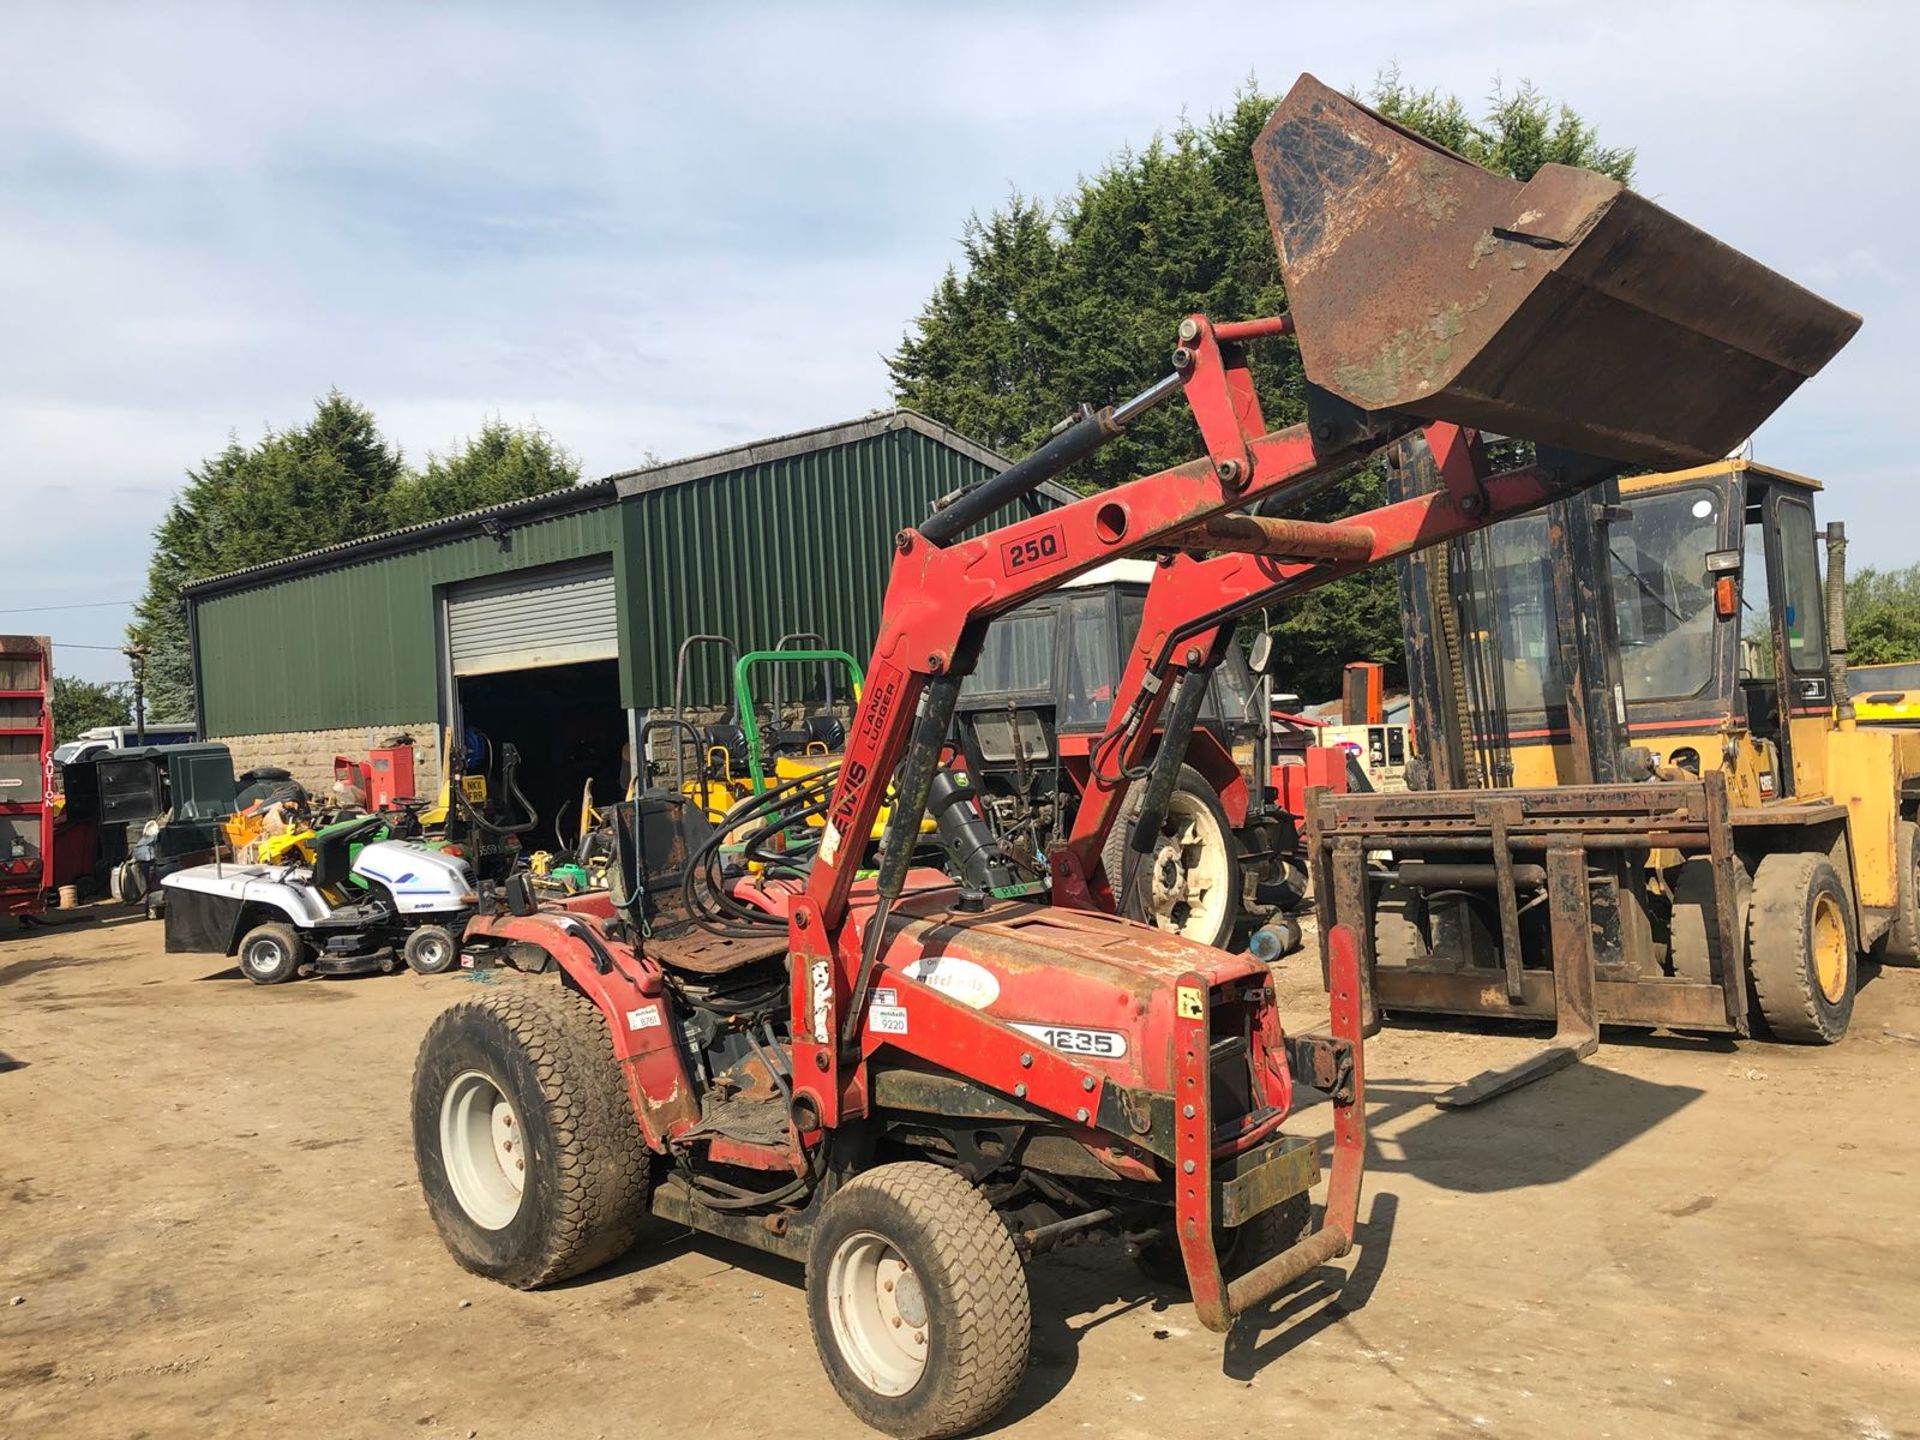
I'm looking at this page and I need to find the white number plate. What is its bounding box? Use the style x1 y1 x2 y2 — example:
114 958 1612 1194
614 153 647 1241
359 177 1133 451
1010 1022 1128 1059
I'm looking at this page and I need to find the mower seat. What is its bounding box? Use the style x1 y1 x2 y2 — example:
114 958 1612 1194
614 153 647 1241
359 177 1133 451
310 814 387 891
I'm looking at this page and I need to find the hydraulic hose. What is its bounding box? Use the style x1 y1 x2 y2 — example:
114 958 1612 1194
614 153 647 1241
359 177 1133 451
1127 667 1210 857
918 374 1180 546
452 742 540 837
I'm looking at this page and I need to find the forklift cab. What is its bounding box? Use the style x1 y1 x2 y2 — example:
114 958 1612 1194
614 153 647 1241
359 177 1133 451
1455 460 1837 805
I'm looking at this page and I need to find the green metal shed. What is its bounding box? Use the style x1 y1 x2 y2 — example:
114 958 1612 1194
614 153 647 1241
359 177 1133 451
183 410 1038 815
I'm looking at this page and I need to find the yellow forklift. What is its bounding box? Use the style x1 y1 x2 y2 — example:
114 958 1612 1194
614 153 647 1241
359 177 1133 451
1307 450 1918 1104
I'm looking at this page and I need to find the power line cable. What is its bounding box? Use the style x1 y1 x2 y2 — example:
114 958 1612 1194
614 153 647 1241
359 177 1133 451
0 600 137 614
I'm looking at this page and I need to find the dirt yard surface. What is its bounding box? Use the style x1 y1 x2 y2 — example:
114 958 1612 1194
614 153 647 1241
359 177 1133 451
3 906 1918 1440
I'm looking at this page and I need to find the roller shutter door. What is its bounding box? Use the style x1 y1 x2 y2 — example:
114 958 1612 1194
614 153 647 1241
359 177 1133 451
446 561 617 677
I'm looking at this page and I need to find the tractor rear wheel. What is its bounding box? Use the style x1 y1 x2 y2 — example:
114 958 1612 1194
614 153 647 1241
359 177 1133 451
237 922 304 985
412 986 651 1288
1103 764 1242 950
1747 852 1855 1044
807 1162 1029 1440
1874 819 1920 964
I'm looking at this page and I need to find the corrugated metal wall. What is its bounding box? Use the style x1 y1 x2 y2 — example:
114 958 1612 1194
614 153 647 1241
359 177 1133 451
194 507 620 734
621 427 995 708
194 426 997 734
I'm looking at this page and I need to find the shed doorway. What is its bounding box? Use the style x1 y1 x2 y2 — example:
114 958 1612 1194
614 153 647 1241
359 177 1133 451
442 560 630 859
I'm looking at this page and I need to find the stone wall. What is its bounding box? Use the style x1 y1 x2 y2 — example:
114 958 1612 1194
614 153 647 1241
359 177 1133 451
219 723 443 803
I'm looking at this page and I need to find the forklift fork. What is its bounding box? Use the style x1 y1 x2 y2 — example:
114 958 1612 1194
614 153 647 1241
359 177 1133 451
1435 844 1598 1109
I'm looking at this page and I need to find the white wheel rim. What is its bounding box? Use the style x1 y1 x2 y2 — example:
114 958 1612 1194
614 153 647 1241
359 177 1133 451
439 1070 525 1230
1145 792 1232 942
826 1231 928 1397
244 937 286 975
415 934 448 967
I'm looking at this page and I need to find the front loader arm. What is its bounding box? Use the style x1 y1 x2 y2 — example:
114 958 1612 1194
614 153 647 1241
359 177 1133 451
800 329 1415 933
1054 425 1611 902
787 319 1416 1127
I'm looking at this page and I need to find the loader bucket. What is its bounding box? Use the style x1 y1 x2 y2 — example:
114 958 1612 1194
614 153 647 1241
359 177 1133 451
1255 75 1861 467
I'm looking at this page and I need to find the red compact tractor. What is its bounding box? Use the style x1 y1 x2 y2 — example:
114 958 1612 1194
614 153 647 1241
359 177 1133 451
408 75 1855 1438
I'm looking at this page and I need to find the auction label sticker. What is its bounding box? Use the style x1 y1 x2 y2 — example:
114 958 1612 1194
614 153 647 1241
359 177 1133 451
903 955 1001 1009
809 960 833 1044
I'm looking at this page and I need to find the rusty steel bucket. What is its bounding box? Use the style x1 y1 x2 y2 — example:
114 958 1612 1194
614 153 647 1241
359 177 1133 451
1255 75 1861 467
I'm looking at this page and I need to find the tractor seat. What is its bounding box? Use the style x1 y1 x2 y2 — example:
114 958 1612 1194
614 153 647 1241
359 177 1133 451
802 713 845 751
764 725 814 753
612 793 787 976
701 722 749 774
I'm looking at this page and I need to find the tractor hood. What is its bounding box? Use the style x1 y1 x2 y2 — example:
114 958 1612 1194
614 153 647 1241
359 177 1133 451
871 895 1280 1099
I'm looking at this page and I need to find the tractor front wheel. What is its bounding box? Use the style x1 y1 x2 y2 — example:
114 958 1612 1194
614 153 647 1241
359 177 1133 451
404 924 460 976
807 1162 1030 1440
1748 852 1855 1043
412 986 651 1288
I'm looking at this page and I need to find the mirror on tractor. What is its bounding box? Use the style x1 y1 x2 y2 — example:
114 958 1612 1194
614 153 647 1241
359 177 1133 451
1248 632 1274 674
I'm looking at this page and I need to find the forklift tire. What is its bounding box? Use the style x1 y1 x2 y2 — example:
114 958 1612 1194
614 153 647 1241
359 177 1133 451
1668 858 1751 984
1134 1192 1313 1289
412 986 652 1289
807 1162 1029 1440
237 922 304 985
1874 819 1920 964
1747 852 1854 1044
404 924 459 976
1102 764 1242 950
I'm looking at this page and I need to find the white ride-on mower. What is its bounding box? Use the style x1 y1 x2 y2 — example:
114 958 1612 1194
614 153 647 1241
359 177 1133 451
162 813 478 984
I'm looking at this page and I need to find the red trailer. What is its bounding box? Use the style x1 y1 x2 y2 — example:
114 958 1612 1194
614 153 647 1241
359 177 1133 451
0 636 55 923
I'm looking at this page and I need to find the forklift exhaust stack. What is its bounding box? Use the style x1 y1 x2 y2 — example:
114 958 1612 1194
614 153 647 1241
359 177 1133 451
1256 75 1862 468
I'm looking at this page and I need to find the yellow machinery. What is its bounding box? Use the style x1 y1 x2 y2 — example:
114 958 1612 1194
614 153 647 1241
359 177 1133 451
1848 660 1920 725
1309 456 1917 1104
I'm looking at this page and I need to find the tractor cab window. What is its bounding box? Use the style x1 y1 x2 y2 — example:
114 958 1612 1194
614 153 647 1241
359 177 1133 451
1112 586 1255 724
1608 486 1720 701
965 606 1056 698
1061 592 1119 728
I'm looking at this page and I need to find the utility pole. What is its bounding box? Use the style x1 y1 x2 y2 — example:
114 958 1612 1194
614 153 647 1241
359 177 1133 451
122 642 149 745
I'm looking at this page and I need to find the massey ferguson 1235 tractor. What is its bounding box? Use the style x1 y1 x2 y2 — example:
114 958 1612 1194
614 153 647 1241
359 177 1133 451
406 75 1855 1438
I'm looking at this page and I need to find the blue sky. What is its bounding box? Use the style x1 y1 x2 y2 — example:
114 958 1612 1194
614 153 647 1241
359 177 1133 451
5 0 1912 684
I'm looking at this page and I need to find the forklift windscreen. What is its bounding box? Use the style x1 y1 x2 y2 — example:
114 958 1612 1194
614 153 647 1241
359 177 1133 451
1469 486 1724 714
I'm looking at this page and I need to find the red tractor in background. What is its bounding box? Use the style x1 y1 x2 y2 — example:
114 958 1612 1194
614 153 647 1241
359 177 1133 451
954 558 1322 951
0 636 57 925
407 74 1855 1439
